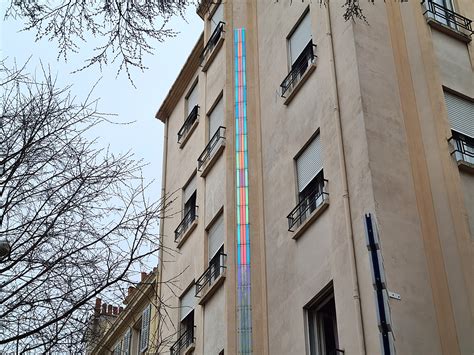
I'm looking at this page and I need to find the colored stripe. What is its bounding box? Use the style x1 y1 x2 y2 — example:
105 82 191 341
235 27 252 354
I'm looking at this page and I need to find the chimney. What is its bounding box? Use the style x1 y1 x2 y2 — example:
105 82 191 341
113 306 118 315
95 298 102 316
119 307 124 313
101 303 107 315
107 304 113 315
141 272 147 282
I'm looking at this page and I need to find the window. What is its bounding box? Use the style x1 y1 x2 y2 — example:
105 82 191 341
208 213 224 262
198 97 226 175
288 10 312 67
139 304 151 353
288 133 327 232
175 174 198 243
113 342 122 355
186 80 199 117
178 80 200 145
425 0 455 27
307 286 340 355
444 90 474 165
183 174 197 221
209 96 224 141
210 2 224 34
171 285 196 353
281 9 316 99
122 328 131 355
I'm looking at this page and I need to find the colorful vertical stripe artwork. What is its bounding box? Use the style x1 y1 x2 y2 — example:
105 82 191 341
234 28 252 355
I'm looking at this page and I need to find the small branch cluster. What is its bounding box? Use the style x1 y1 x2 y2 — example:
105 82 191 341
5 1 192 82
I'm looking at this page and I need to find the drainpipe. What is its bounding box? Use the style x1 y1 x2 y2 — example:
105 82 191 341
325 3 367 354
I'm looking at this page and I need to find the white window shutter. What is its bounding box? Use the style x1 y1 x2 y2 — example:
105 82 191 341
210 3 224 33
123 328 131 355
289 12 312 65
208 214 224 261
186 82 198 116
180 286 196 321
209 97 224 139
183 175 196 204
140 305 151 352
444 91 474 138
296 133 323 192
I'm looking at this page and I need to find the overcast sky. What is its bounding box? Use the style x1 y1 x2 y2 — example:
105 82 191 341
1 5 203 201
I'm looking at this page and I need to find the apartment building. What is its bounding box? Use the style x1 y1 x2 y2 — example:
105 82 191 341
87 270 160 355
155 0 473 354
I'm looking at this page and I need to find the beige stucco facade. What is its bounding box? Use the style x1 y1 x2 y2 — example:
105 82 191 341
156 1 473 354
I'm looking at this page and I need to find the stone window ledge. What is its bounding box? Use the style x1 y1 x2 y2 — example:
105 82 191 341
197 271 226 306
176 219 198 249
292 199 329 240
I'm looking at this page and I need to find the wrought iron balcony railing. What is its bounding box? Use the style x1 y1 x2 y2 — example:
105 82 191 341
174 206 198 242
280 40 317 98
177 105 199 144
170 326 195 355
449 133 474 165
200 21 225 64
287 179 329 232
422 0 473 36
197 126 226 171
195 251 227 297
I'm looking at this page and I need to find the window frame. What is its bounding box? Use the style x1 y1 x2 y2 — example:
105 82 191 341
305 283 340 355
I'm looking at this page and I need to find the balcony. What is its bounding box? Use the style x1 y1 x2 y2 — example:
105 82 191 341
287 179 329 239
178 105 199 147
197 126 226 177
449 133 474 172
174 206 198 248
195 251 227 305
280 40 317 104
422 0 473 41
200 21 225 71
170 326 195 355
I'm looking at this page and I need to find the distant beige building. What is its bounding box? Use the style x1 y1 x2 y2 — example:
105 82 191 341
87 270 159 355
155 0 473 354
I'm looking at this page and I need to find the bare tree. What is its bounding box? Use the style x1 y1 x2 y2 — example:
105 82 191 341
0 61 178 353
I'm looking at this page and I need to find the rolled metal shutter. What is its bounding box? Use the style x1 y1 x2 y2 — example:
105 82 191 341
180 286 196 321
444 91 474 138
208 214 224 261
296 133 323 192
210 3 224 33
186 81 198 116
289 12 312 65
183 174 196 204
209 97 224 139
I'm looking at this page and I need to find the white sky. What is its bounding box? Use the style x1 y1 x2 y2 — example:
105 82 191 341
1 5 203 201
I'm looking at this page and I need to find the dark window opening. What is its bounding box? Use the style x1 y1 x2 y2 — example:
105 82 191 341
307 288 341 355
